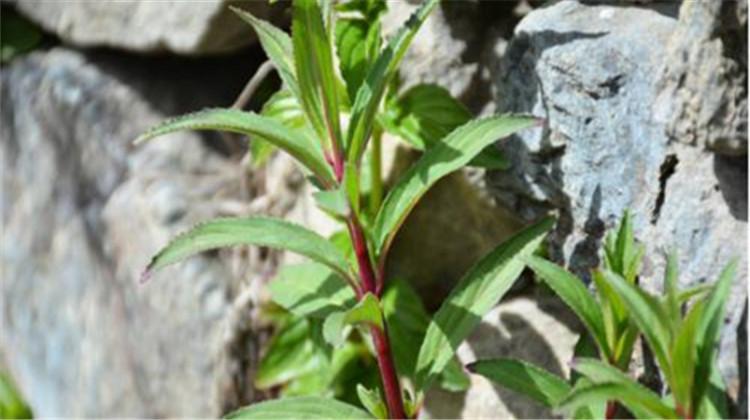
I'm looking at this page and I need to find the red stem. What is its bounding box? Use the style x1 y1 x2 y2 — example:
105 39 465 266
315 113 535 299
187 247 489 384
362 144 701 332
605 401 617 419
347 215 406 418
347 219 376 294
371 324 407 419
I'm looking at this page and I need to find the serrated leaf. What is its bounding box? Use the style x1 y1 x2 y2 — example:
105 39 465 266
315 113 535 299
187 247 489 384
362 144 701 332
256 317 326 389
292 0 343 151
526 256 610 360
269 263 356 318
225 396 372 419
143 217 352 282
414 217 554 391
230 8 299 98
373 115 538 259
693 259 737 414
467 359 571 408
346 0 439 164
357 384 387 419
603 269 672 375
250 89 308 168
135 108 335 186
324 293 384 346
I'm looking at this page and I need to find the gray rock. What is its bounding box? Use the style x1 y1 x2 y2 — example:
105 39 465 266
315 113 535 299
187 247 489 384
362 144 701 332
423 294 580 419
14 0 268 54
488 0 747 399
654 0 748 156
382 0 518 112
0 48 256 416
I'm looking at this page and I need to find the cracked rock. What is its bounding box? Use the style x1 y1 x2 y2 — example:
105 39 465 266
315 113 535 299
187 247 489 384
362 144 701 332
488 0 747 395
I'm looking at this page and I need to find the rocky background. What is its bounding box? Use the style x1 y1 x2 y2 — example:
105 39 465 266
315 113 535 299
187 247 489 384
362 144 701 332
1 0 747 418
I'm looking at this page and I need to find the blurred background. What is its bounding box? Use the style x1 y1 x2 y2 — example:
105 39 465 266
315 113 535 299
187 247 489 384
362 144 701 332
0 0 747 418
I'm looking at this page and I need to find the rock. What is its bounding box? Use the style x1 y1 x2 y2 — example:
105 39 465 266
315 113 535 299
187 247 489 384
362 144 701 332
382 0 518 112
423 294 580 419
0 48 261 416
488 0 746 398
654 0 748 156
14 0 269 54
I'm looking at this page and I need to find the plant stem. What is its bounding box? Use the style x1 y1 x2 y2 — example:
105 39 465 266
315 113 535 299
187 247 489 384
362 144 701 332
369 126 383 216
605 401 616 419
347 218 376 294
371 324 407 419
347 215 406 418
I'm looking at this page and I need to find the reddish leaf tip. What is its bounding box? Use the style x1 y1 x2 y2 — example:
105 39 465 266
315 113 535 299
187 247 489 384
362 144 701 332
139 269 153 285
534 117 546 127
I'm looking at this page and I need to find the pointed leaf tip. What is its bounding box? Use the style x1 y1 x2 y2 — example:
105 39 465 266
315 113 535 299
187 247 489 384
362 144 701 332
139 269 153 285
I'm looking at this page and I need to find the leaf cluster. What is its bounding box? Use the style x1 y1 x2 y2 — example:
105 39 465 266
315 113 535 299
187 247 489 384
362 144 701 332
469 212 737 419
136 0 549 418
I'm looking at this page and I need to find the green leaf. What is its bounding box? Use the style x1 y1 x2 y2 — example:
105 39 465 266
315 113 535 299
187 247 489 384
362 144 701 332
0 8 42 63
414 217 554 391
324 293 384 346
225 396 372 419
344 163 361 216
677 283 713 304
373 115 538 258
256 317 326 389
590 270 625 361
603 270 672 375
558 382 677 419
664 251 681 327
693 259 737 414
566 359 678 419
0 372 32 419
467 359 571 408
346 0 440 164
292 0 343 150
336 18 378 102
697 361 729 419
382 279 469 390
526 256 610 360
143 217 352 282
571 359 677 418
380 84 471 150
379 84 512 170
314 188 350 217
269 263 356 318
250 89 308 168
230 8 299 98
670 300 704 413
357 384 388 419
135 108 335 186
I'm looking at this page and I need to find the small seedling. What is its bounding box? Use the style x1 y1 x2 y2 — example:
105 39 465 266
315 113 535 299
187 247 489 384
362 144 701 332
468 212 737 419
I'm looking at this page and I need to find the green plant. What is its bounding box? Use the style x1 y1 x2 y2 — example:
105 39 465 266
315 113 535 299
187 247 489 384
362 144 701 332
136 0 552 418
468 212 737 419
0 371 32 419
